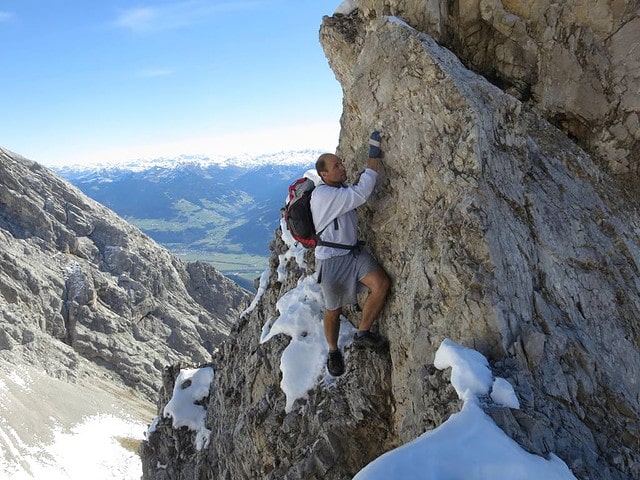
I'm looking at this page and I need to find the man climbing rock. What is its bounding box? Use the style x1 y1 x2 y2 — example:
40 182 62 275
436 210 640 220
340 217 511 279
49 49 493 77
310 131 391 377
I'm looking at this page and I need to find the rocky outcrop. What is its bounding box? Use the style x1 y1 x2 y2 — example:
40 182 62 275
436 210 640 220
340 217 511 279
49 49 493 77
322 12 640 477
355 0 640 175
0 148 251 399
141 4 639 480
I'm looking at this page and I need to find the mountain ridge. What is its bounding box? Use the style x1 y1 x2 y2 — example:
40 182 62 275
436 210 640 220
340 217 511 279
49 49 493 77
0 145 256 477
0 146 251 400
50 149 324 174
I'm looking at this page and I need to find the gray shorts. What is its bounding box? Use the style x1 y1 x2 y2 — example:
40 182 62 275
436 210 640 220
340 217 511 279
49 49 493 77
316 248 381 311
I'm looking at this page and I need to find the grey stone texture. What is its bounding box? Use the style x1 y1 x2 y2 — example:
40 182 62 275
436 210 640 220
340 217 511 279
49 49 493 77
0 148 251 399
356 0 640 175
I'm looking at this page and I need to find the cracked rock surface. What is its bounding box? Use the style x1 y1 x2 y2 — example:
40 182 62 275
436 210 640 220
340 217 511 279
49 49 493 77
0 147 251 399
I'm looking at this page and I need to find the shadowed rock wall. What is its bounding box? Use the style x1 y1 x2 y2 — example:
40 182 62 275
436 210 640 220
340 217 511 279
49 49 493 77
356 0 640 174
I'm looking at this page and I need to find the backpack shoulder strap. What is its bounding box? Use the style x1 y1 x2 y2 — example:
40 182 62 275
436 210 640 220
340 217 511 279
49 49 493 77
317 240 359 250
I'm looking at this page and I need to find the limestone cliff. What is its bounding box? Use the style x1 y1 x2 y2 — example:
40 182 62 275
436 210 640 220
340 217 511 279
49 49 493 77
354 0 640 175
141 4 639 480
0 148 251 399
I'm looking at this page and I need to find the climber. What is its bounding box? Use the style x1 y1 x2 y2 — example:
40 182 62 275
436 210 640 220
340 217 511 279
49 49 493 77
310 132 391 377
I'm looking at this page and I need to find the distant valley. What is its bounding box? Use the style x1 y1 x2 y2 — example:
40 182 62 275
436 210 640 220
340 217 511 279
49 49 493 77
54 151 319 289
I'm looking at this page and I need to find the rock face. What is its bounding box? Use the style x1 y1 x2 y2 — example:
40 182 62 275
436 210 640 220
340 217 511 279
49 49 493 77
141 4 639 480
0 148 251 399
354 0 640 175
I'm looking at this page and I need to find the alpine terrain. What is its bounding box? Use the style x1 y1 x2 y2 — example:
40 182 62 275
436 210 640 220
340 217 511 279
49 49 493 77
54 152 320 289
0 147 251 477
141 1 639 479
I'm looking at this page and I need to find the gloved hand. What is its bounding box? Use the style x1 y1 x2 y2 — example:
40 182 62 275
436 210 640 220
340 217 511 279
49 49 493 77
368 131 382 158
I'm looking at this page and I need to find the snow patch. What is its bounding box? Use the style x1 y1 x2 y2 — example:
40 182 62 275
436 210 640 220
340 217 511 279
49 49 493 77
491 377 520 409
258 270 577 478
1 414 146 480
240 269 270 318
277 168 323 277
354 399 577 480
260 274 355 412
353 339 576 479
434 338 494 401
145 416 159 440
335 0 357 15
7 369 31 392
278 217 308 277
163 367 214 450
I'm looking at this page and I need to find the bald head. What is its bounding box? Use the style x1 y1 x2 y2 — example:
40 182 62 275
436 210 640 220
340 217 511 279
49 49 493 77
315 153 347 186
315 153 337 176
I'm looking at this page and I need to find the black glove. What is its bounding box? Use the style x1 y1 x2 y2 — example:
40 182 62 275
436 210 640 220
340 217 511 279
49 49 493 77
369 131 382 158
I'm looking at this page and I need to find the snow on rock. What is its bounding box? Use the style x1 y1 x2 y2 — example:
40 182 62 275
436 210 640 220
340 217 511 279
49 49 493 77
335 0 357 15
145 416 159 440
260 274 356 413
434 338 494 401
434 339 520 409
354 339 576 479
278 216 308 277
0 365 153 480
163 367 214 450
240 269 270 318
491 377 520 409
31 414 145 480
277 168 323 278
353 400 577 480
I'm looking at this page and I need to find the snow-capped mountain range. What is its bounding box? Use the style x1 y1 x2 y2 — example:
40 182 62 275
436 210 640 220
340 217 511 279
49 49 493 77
53 149 322 174
53 150 322 287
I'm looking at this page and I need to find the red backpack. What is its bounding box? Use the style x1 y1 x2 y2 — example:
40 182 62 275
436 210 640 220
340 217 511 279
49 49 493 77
284 177 319 248
284 177 357 250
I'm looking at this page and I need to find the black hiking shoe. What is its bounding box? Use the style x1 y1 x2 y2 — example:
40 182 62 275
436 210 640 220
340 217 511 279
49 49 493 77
327 350 345 377
353 330 388 350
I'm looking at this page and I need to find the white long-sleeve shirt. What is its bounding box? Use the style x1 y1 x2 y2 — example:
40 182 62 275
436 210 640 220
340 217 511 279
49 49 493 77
310 168 378 260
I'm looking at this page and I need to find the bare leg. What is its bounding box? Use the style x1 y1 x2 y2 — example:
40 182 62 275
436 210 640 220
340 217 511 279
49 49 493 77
323 307 342 350
358 268 390 331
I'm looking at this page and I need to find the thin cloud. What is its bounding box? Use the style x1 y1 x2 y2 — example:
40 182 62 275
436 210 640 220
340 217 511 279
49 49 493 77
114 1 267 33
136 68 174 78
0 11 15 23
115 8 156 32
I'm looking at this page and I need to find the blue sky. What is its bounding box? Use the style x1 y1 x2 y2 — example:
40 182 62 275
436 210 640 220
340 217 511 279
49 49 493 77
0 1 343 166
